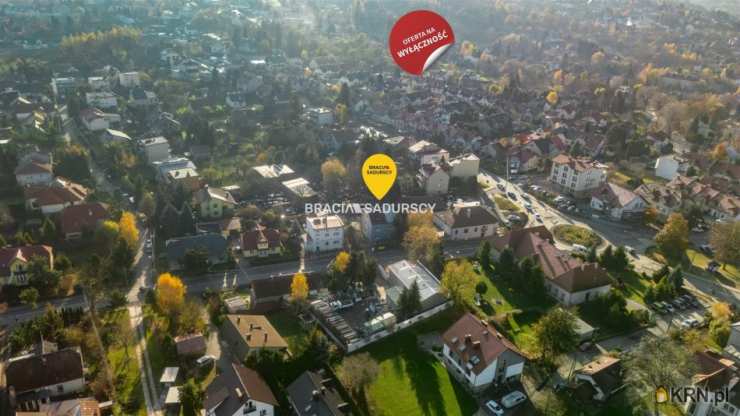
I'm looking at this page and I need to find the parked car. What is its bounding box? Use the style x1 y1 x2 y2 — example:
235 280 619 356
485 400 505 416
507 191 518 200
196 355 215 367
626 246 638 257
707 260 721 273
700 244 713 255
497 183 506 191
572 244 588 254
501 391 527 409
663 303 675 313
535 213 543 222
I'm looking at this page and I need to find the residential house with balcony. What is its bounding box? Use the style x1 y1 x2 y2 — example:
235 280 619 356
305 215 344 253
0 245 53 286
433 204 497 241
549 154 607 198
204 363 278 416
590 183 647 221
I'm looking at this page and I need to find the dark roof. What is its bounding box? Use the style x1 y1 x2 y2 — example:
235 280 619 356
442 313 523 375
435 205 497 229
60 203 109 235
205 363 278 416
250 273 323 301
0 245 53 276
286 370 351 416
6 348 84 394
165 233 227 262
576 356 624 396
14 160 52 176
242 228 281 251
174 333 207 357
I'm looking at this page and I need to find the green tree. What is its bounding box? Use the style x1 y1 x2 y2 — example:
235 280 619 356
533 308 579 363
182 248 209 275
668 266 684 291
478 241 492 272
710 221 740 269
337 352 379 398
20 287 40 308
40 217 57 243
399 280 422 319
656 213 689 259
496 248 517 280
440 260 477 307
27 256 62 296
179 378 204 416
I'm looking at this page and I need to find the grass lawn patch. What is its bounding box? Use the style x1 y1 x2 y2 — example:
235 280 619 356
613 269 651 303
103 309 146 416
494 195 520 212
552 224 602 248
358 320 478 416
267 310 311 354
686 248 740 283
608 171 632 187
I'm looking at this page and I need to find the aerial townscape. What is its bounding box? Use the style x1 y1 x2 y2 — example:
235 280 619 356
0 0 739 415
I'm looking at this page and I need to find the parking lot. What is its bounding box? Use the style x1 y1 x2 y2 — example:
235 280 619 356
649 294 709 335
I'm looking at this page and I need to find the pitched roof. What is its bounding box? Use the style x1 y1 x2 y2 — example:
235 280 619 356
224 315 288 350
174 333 207 357
242 228 281 251
576 355 624 395
552 154 603 172
24 178 89 207
0 245 53 276
6 348 83 394
492 227 611 293
60 203 109 235
165 233 227 262
194 185 236 205
693 350 736 391
592 183 643 208
205 363 278 416
14 160 52 176
286 370 350 416
435 205 497 229
442 313 523 375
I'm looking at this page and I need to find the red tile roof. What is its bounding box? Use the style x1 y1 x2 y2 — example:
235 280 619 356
0 245 53 276
242 228 281 251
60 202 109 236
442 313 523 375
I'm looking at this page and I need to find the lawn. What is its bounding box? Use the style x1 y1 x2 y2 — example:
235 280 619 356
552 224 603 248
612 269 651 303
267 310 311 354
647 246 740 287
494 195 521 212
104 309 147 415
357 309 478 416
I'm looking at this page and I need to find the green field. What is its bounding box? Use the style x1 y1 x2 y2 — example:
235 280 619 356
552 224 603 248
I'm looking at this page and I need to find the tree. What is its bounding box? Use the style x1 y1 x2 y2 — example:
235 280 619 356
710 221 740 268
291 272 309 303
54 144 90 181
156 273 186 316
668 266 684 291
625 336 695 415
711 143 728 161
440 260 477 307
111 238 134 274
546 90 558 105
179 378 204 416
118 211 139 250
178 203 196 236
336 82 350 107
95 220 120 254
403 213 440 263
710 302 732 322
333 251 351 274
532 308 579 363
496 247 517 279
0 234 5 247
20 287 39 308
40 217 57 243
611 246 630 272
710 319 731 346
182 248 209 275
337 352 379 397
478 241 492 272
27 255 62 296
109 290 127 309
321 158 347 195
138 192 156 219
644 207 659 225
399 280 422 318
655 213 689 259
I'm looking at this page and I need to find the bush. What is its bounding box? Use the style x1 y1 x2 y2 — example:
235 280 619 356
552 225 603 248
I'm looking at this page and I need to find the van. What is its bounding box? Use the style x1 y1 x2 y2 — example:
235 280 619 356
501 391 527 408
196 355 215 367
572 244 588 254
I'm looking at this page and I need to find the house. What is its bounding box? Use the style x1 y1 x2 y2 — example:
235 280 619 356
634 183 682 221
205 363 278 416
88 76 108 90
24 178 89 215
220 315 288 360
286 369 351 416
196 217 243 239
492 227 612 305
449 154 480 179
15 160 53 186
417 163 450 195
141 136 171 164
305 215 344 253
60 202 109 240
684 351 740 416
408 140 450 166
154 157 201 190
574 356 625 402
549 154 607 198
118 71 140 88
165 233 228 271
723 322 740 365
194 185 237 219
655 154 688 180
709 195 740 222
174 333 207 358
85 91 118 109
442 313 526 392
433 204 497 240
360 212 395 245
307 107 334 126
282 177 318 202
129 87 158 106
5 348 84 398
11 96 36 120
242 228 282 258
0 245 53 286
79 108 120 131
18 397 101 415
249 273 323 312
590 183 647 221
252 164 295 180
101 128 131 143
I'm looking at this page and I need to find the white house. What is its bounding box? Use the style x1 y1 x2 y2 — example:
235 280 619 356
655 154 688 180
85 91 118 109
5 348 85 398
80 108 120 131
409 140 450 166
449 153 480 179
88 76 108 90
118 71 140 88
550 154 607 198
590 182 647 221
442 313 526 392
433 204 497 240
141 136 171 163
417 163 450 195
307 107 334 126
204 363 278 416
305 214 344 253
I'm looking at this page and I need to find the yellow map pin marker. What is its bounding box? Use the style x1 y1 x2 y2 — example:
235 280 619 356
362 154 397 200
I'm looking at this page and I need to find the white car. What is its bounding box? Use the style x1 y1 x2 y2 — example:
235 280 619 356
196 355 215 367
535 213 543 222
501 391 527 408
485 400 504 415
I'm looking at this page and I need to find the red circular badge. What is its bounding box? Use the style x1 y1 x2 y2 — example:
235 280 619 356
388 10 455 75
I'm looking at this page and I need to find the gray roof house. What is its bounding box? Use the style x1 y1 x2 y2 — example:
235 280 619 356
165 233 228 270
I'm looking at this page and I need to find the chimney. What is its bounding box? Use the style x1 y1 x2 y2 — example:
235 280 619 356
464 334 472 343
264 333 268 343
483 330 489 339
246 334 251 341
237 317 241 325
472 340 481 348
